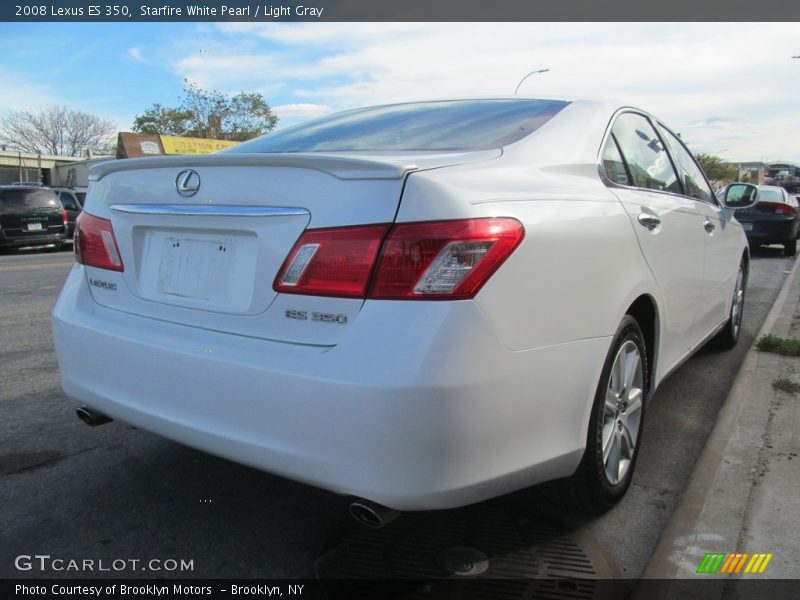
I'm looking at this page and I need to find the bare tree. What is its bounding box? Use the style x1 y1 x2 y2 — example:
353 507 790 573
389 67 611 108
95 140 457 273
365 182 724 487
0 105 116 156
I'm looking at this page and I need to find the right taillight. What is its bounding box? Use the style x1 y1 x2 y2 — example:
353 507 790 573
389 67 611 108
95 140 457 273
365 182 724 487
274 217 524 300
370 218 524 299
757 201 798 217
74 212 124 272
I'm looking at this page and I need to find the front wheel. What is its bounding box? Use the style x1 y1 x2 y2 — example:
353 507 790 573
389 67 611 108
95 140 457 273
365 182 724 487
561 315 647 513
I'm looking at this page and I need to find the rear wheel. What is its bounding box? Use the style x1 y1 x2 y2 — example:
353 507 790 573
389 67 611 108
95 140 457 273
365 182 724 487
784 239 797 257
560 315 647 513
711 260 746 349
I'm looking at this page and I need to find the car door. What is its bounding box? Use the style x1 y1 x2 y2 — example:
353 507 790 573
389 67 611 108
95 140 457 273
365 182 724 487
657 124 741 338
601 111 707 372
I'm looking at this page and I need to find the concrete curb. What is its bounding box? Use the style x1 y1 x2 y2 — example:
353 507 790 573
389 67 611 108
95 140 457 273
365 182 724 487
635 253 800 597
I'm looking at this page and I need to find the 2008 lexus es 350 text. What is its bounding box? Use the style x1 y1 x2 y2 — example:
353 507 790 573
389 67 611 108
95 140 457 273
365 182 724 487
52 98 759 524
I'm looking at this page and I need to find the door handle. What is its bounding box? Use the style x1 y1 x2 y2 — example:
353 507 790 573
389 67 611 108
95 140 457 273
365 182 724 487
637 213 661 231
704 219 716 233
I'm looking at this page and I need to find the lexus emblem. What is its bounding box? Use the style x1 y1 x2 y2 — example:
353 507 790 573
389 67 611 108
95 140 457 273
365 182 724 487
175 169 200 197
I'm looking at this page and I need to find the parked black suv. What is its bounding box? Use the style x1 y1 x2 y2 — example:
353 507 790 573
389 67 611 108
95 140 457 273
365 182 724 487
0 186 67 251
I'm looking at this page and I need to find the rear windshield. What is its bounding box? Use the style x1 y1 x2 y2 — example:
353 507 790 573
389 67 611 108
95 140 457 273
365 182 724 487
227 99 570 153
759 189 783 202
0 189 60 212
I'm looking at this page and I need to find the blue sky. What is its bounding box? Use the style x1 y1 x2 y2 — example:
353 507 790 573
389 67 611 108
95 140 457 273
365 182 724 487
1 22 798 163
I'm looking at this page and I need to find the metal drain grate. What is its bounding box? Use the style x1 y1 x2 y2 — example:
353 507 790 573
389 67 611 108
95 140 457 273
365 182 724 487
317 502 622 600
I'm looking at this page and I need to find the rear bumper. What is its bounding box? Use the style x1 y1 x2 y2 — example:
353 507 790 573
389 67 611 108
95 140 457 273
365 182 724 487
52 266 608 510
0 230 66 248
740 217 799 244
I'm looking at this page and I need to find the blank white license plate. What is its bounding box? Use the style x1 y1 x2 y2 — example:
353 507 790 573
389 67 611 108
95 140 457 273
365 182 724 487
26 223 43 231
157 236 232 300
742 223 753 232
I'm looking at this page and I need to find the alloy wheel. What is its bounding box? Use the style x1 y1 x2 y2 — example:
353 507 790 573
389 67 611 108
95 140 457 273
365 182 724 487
602 340 644 485
731 267 745 338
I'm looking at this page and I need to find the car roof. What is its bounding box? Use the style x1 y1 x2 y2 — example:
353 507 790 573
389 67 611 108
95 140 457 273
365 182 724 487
0 185 56 191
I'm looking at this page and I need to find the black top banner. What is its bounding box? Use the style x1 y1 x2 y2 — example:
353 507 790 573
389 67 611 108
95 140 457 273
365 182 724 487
3 0 800 22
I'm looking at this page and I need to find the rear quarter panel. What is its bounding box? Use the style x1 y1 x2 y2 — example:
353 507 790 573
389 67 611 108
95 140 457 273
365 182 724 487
398 161 658 352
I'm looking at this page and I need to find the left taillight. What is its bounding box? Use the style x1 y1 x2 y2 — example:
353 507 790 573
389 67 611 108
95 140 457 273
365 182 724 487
775 203 797 217
74 212 124 272
274 224 391 298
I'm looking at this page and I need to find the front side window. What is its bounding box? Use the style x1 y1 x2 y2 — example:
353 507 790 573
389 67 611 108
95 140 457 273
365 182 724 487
58 191 79 210
658 126 715 203
611 113 680 194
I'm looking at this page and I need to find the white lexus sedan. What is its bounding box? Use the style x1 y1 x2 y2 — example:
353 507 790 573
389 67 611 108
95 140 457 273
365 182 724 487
52 98 758 525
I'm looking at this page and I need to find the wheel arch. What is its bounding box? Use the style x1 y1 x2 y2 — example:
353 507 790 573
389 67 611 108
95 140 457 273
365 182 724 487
625 293 660 400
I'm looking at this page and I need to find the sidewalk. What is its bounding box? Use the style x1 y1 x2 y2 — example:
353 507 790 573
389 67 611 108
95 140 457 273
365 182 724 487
637 255 800 596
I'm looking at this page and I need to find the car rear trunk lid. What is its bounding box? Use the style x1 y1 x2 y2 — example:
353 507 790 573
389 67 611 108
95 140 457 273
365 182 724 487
82 150 499 345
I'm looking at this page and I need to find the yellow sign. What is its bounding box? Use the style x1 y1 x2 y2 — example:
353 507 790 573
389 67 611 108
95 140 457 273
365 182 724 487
160 136 239 155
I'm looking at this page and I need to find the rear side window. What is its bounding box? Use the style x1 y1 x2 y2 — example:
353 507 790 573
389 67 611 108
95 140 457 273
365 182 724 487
658 126 715 203
611 113 680 194
228 99 570 153
0 189 60 212
602 135 631 185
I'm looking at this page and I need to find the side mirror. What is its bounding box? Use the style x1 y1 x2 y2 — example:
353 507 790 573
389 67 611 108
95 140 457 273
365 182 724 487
722 183 759 210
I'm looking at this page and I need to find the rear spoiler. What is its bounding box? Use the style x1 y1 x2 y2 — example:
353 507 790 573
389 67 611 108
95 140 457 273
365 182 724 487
89 153 419 182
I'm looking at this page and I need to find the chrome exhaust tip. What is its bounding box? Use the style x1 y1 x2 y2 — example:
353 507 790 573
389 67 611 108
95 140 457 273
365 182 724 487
76 406 112 427
348 499 400 529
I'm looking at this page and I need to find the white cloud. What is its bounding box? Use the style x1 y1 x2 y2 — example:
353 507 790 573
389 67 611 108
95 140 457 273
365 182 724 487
272 103 332 119
162 23 800 162
127 47 145 62
0 66 59 113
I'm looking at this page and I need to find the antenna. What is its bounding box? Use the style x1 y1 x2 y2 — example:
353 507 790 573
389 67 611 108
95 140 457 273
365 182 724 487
514 69 550 95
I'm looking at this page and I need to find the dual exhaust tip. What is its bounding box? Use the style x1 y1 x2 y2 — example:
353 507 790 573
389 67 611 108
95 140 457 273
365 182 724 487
76 406 112 427
76 406 399 528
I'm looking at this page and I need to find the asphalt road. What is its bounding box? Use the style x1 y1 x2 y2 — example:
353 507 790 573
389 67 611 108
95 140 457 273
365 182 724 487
0 244 794 584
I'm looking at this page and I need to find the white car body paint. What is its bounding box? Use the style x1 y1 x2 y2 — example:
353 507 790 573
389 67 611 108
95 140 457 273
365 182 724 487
52 99 749 510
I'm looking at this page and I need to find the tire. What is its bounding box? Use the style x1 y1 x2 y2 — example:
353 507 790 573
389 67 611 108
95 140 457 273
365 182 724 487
711 259 747 350
559 315 648 513
784 239 797 257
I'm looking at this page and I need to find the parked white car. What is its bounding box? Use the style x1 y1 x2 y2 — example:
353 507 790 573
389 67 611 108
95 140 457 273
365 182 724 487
52 98 758 525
